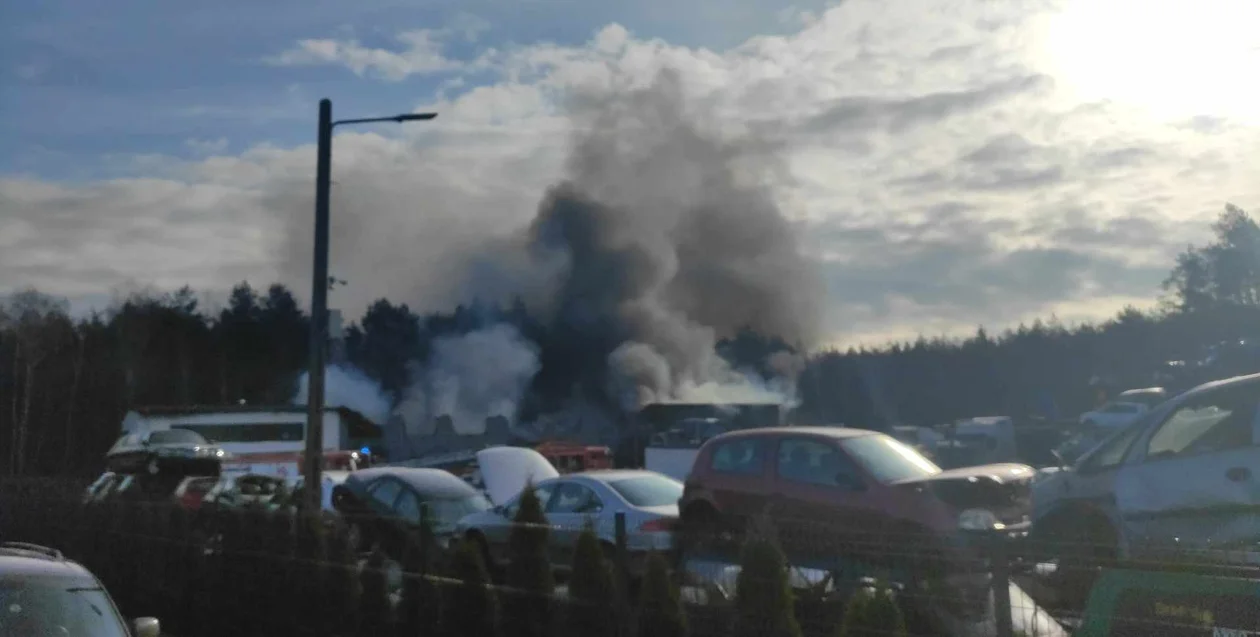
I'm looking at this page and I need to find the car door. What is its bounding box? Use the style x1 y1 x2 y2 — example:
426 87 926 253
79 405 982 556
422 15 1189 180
482 482 557 564
704 436 774 525
1115 381 1260 556
384 485 424 557
772 436 889 549
544 481 605 565
361 477 405 548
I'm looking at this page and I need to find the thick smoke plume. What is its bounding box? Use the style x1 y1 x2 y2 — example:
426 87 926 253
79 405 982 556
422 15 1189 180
478 70 823 411
294 364 393 425
396 324 541 435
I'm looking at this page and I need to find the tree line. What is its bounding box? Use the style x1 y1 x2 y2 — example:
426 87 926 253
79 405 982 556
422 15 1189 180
2 204 1257 476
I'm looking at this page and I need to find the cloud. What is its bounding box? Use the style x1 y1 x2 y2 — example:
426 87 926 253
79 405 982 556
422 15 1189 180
5 0 1260 347
268 28 469 80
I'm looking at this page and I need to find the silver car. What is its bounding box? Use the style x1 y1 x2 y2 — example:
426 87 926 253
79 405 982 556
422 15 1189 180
457 469 682 575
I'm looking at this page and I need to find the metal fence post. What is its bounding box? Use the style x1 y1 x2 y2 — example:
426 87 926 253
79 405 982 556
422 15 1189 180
614 512 629 586
991 530 1015 637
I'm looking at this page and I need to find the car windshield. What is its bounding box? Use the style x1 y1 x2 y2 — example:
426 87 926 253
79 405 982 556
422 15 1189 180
608 475 684 507
0 583 129 637
423 494 492 529
149 429 205 445
840 434 942 484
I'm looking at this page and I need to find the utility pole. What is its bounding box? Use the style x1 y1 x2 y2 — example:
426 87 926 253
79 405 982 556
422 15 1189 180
303 99 438 512
304 98 333 513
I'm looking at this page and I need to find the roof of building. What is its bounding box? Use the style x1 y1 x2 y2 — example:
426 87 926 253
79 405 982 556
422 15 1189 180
129 404 382 436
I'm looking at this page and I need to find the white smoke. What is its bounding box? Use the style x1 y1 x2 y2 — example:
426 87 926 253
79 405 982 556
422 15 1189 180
293 364 393 425
396 324 541 436
608 340 800 410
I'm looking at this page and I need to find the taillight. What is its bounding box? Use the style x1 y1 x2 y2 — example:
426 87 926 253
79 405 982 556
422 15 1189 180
638 518 674 532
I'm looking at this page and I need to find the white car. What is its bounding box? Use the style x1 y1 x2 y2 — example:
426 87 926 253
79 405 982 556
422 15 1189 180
1077 400 1150 429
1032 373 1260 565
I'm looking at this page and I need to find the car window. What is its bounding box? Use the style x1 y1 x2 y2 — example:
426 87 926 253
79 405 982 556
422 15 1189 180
504 483 555 519
776 438 859 487
709 438 766 476
148 429 205 445
366 478 402 509
546 482 603 514
1079 421 1146 472
0 583 130 637
1145 390 1257 460
394 488 422 524
608 475 683 507
839 434 942 484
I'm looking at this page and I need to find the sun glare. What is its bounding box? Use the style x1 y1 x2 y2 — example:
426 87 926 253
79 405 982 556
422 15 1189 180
1044 0 1260 123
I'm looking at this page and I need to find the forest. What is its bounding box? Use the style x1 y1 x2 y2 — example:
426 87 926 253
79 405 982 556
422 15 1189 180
3 204 1258 476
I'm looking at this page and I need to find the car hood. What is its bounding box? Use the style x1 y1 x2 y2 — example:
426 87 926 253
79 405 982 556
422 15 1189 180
894 463 1035 515
897 463 1036 486
476 446 560 506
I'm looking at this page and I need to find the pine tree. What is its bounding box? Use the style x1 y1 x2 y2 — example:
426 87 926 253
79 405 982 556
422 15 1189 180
733 534 801 637
837 583 907 637
566 525 622 637
637 552 687 637
396 525 441 637
442 540 499 637
360 545 395 636
504 482 554 637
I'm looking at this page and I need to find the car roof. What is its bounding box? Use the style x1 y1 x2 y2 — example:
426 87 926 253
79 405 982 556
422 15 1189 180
559 469 673 484
709 425 879 440
0 544 97 584
347 466 478 499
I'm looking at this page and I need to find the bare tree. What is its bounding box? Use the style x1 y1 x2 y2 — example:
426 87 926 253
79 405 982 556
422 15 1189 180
4 288 72 475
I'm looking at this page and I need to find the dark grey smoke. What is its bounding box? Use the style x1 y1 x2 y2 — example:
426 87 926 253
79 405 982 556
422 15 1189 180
497 70 824 409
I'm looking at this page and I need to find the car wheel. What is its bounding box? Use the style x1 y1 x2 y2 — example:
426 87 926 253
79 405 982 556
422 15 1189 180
145 456 161 475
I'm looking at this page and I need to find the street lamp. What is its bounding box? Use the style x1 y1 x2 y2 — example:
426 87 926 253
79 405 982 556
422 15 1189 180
304 98 438 511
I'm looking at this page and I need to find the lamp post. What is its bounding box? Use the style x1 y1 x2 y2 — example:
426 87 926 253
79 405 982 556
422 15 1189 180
304 98 437 512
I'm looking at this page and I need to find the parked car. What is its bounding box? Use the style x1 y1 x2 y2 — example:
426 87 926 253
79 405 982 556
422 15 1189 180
458 467 682 576
105 428 227 477
1032 373 1260 568
678 426 1034 574
333 467 493 556
1077 400 1150 430
0 541 159 637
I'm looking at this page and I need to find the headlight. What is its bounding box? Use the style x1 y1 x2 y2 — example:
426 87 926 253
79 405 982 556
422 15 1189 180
958 508 1001 531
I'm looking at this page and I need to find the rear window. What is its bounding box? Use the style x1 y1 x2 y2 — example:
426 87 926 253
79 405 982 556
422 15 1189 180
708 438 766 475
609 475 684 507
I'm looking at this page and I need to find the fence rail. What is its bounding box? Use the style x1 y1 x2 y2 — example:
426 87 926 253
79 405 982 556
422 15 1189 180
1 479 1254 637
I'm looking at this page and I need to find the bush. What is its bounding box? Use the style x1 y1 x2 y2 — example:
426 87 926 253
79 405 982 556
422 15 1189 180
733 533 801 637
637 552 687 637
442 539 499 637
324 522 361 636
396 522 441 637
837 583 907 637
288 514 328 637
566 525 622 637
504 482 554 637
360 546 394 636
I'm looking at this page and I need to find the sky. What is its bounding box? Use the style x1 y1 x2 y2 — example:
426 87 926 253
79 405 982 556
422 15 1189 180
2 0 1259 348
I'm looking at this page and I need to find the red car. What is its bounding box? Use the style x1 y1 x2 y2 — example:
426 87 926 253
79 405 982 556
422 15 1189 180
679 426 1033 573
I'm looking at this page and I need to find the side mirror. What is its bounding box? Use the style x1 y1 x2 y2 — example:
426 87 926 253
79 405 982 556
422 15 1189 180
132 617 161 637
